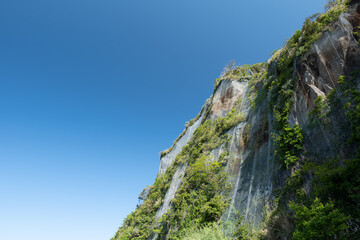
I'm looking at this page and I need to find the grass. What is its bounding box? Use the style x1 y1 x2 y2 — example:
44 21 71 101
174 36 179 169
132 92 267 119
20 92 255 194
181 223 230 240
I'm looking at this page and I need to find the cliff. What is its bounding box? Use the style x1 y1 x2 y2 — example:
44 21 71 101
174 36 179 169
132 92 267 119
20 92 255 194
112 1 360 239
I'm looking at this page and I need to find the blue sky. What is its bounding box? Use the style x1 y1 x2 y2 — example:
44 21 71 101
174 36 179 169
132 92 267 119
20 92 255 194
1 0 326 239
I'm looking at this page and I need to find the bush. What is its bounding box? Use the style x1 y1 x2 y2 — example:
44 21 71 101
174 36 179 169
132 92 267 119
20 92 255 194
232 216 260 240
273 124 303 168
314 157 360 219
181 223 230 240
289 198 349 240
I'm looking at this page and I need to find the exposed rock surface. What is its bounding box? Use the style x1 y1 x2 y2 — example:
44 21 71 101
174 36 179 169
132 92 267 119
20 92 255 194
112 2 360 240
158 113 205 175
210 80 248 119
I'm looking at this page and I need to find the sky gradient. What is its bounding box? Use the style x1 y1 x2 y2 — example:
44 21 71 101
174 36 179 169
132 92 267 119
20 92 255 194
1 0 326 239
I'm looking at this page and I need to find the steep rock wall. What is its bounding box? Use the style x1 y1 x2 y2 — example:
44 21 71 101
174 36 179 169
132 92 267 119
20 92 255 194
112 2 360 239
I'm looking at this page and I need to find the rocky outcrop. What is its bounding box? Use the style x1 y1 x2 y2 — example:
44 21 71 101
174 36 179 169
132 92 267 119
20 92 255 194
112 2 360 239
210 80 248 119
152 79 250 230
153 2 360 234
295 6 360 125
158 112 205 175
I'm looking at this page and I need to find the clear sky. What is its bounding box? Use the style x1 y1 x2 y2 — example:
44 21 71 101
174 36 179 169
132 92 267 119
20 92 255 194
1 0 326 239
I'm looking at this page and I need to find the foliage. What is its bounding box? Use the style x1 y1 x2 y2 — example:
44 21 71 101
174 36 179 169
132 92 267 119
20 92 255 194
113 2 355 239
159 151 231 238
232 216 261 240
111 164 177 240
215 63 267 91
338 74 360 144
160 128 188 158
160 111 203 158
271 0 348 62
308 96 331 129
113 108 243 240
266 25 305 169
267 1 348 131
138 185 151 203
276 169 306 205
154 110 245 238
313 157 360 219
181 222 230 240
309 96 328 119
282 71 360 239
273 124 304 169
176 109 242 165
186 111 203 127
247 2 352 239
262 208 294 240
325 0 340 11
268 56 303 169
242 123 251 147
289 198 349 240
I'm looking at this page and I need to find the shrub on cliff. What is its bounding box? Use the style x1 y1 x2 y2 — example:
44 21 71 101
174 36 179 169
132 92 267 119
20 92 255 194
181 223 230 240
289 198 349 240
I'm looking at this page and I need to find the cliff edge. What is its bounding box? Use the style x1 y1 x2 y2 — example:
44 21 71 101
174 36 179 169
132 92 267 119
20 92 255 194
112 1 360 239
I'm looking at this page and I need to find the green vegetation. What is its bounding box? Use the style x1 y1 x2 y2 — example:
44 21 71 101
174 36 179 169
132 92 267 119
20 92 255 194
265 24 305 169
155 109 244 239
338 73 360 143
289 198 349 240
264 0 348 171
160 129 186 158
160 110 204 158
174 109 242 166
113 108 243 240
256 3 358 239
215 63 267 91
268 53 304 169
263 159 353 240
308 96 330 128
158 157 230 239
305 73 360 238
313 158 360 220
247 63 268 110
160 125 190 158
273 124 303 169
265 71 360 239
111 164 177 240
232 216 263 240
113 2 360 239
295 1 347 56
185 109 204 127
284 71 360 239
242 123 251 147
180 223 230 240
270 0 348 64
309 96 327 119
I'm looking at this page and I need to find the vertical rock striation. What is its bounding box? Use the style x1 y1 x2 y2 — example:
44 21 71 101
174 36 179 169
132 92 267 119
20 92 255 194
112 2 360 239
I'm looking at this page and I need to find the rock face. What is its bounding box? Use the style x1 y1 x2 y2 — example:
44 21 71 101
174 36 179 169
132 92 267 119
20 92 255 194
293 5 360 158
210 80 248 119
158 112 205 175
152 79 251 229
295 8 360 125
112 2 360 240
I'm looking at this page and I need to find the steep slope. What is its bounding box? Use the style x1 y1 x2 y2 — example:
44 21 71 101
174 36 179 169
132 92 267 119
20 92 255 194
112 1 360 239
